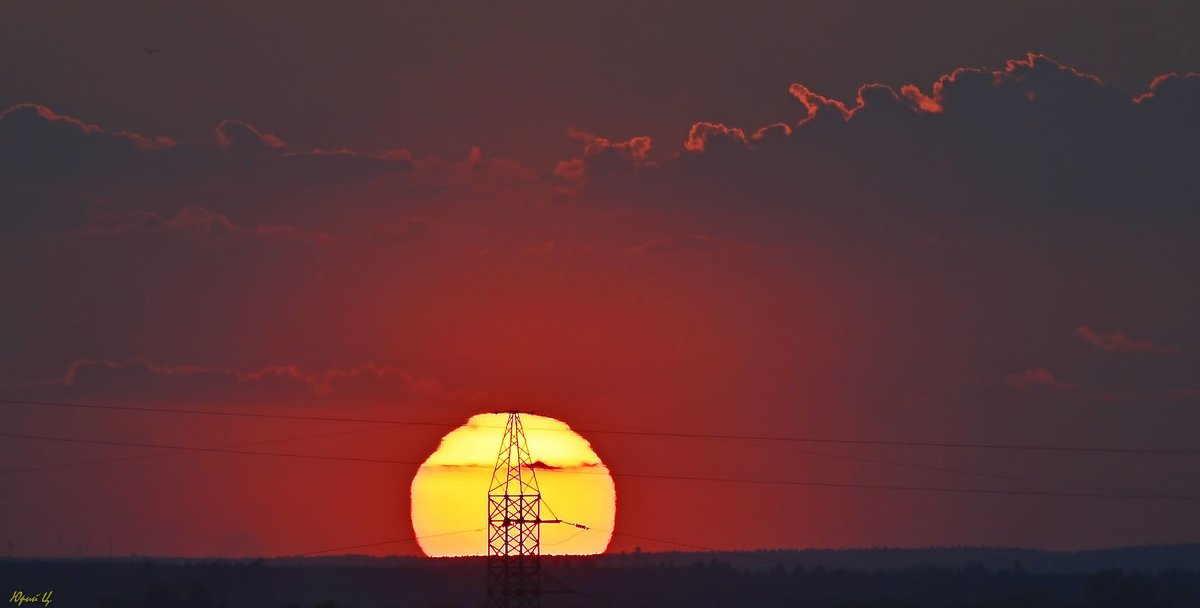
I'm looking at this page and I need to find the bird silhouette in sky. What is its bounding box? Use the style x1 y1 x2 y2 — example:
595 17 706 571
142 47 161 55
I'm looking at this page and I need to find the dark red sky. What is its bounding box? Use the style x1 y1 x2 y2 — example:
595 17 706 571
2 1 1199 557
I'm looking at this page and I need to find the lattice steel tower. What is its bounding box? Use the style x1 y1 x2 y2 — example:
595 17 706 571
487 411 560 608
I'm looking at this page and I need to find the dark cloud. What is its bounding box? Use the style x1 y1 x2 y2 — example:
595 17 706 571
18 54 1195 237
1075 325 1178 354
571 54 1200 220
81 206 238 237
0 103 412 184
0 104 416 235
1004 367 1076 391
73 206 334 248
0 104 175 182
215 120 287 151
8 358 493 408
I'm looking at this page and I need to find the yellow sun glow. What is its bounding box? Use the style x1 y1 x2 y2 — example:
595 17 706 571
410 412 616 557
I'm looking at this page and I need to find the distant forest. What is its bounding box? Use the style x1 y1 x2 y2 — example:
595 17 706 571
4 545 1200 607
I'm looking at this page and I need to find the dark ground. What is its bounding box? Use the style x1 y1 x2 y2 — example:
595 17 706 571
4 545 1200 607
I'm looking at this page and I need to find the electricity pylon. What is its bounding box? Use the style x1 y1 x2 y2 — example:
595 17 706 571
487 411 561 608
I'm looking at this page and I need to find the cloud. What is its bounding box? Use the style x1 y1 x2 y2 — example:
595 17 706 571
684 122 749 152
78 206 332 246
1075 325 1178 354
215 119 287 150
1164 387 1200 402
582 134 654 167
524 240 558 255
14 358 493 407
0 103 175 181
0 103 430 238
568 127 653 164
0 103 412 183
24 358 303 389
1005 367 1075 391
899 53 1106 115
524 460 603 470
82 206 237 237
568 54 1200 219
1132 71 1200 106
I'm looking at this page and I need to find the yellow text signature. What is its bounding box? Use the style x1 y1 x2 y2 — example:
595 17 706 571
8 591 52 607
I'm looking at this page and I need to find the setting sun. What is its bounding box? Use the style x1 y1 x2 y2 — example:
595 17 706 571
410 413 616 557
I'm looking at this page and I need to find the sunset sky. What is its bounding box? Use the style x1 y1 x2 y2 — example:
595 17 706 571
2 1 1199 558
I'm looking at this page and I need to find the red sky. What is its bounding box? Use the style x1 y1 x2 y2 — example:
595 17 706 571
2 1 1200 557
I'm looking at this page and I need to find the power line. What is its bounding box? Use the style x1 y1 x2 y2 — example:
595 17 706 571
0 416 1164 501
1 424 399 474
2 431 1198 502
603 470 1200 502
609 530 722 554
749 444 1156 497
586 428 1200 457
559 524 728 555
0 432 421 466
542 528 589 548
295 528 483 557
0 398 454 428
0 395 1165 499
4 397 1198 457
